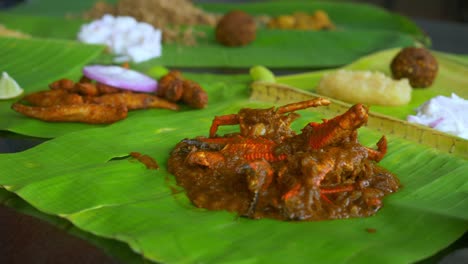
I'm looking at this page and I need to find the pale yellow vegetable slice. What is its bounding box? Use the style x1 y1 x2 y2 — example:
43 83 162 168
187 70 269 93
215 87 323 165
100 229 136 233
0 72 24 99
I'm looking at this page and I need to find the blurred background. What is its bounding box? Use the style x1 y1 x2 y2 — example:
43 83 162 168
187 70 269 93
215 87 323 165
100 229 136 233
1 0 467 23
343 0 468 22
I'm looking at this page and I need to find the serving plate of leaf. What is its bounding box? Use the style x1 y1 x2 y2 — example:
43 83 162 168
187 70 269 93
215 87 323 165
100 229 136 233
0 0 467 262
1 0 428 68
0 40 467 264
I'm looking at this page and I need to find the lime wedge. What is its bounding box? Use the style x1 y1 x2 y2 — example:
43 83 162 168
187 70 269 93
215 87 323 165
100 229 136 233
0 72 24 99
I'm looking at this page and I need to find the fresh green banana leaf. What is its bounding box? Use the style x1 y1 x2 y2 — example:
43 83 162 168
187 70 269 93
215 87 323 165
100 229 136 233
0 3 466 262
0 82 466 263
2 0 427 68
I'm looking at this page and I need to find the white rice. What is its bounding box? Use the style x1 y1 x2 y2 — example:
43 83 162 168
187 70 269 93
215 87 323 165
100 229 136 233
77 14 162 63
407 93 468 139
316 69 412 106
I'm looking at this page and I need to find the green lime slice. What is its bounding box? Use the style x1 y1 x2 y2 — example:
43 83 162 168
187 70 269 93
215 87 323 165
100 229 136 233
0 72 24 99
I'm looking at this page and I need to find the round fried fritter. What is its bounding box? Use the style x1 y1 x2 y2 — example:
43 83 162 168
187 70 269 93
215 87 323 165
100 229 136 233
390 47 438 88
215 10 256 47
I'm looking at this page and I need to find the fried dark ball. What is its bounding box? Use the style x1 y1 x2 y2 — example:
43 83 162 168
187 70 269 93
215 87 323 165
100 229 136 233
390 47 438 88
215 10 256 47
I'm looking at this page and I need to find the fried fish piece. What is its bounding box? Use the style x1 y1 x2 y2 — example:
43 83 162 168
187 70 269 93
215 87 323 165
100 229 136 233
49 78 122 96
49 78 75 91
95 82 122 94
73 82 100 96
89 92 180 110
23 90 84 107
11 103 128 124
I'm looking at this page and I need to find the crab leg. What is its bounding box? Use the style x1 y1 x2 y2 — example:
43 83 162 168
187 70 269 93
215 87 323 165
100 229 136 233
276 98 330 114
209 114 240 137
307 103 369 149
366 136 387 162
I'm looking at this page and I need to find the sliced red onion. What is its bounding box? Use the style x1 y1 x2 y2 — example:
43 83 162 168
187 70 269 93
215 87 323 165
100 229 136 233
428 117 444 128
83 65 157 93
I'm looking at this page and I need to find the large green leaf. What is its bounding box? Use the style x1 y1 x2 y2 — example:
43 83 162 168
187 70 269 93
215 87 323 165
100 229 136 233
0 90 466 263
1 1 427 68
0 2 466 262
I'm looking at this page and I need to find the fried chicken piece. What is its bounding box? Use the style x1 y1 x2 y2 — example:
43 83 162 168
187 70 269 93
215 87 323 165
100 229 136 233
157 71 208 108
182 80 208 109
23 90 84 107
11 103 128 124
89 92 179 110
156 70 184 100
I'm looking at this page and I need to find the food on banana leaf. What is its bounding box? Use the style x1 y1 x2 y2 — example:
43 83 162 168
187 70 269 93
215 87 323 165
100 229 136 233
11 103 129 124
267 10 335 30
316 69 412 106
10 67 192 124
77 15 162 63
83 0 218 46
391 47 438 88
215 10 256 47
157 70 208 109
82 65 158 93
249 65 276 82
168 99 400 221
407 93 468 139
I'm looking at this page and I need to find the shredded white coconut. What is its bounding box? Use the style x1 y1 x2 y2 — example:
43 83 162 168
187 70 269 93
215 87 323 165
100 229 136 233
77 14 162 63
407 93 468 139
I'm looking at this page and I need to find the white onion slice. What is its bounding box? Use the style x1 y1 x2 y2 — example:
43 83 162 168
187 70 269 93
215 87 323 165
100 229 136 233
83 65 157 93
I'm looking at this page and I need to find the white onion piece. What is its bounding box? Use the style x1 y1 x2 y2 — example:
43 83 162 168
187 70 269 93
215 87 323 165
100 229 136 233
407 93 467 139
83 65 157 93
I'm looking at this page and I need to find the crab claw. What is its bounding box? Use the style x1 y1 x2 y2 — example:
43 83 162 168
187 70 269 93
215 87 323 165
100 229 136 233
366 136 387 162
307 104 369 149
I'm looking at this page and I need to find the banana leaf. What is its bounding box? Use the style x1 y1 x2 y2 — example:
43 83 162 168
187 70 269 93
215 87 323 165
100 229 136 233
1 0 428 68
0 72 467 263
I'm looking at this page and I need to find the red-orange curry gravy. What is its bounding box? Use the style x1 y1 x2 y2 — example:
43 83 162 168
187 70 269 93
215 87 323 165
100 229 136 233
168 99 400 221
